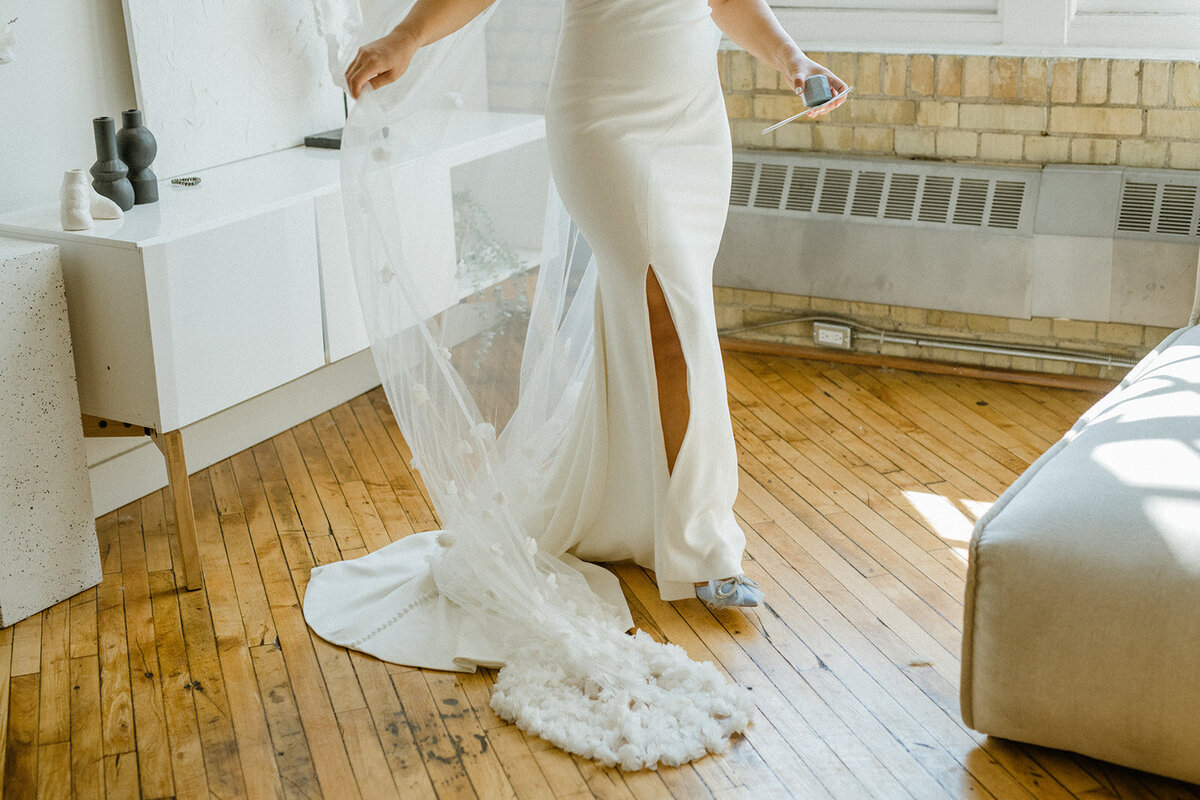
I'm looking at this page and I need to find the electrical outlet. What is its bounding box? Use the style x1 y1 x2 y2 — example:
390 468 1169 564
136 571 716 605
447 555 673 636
813 322 852 350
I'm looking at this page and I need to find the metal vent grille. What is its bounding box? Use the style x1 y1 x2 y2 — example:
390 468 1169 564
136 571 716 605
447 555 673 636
851 171 886 218
753 163 788 209
730 161 755 208
727 154 1035 234
884 174 920 220
1159 184 1197 236
785 166 819 212
818 169 853 215
953 178 989 226
918 176 954 224
1116 179 1200 239
989 181 1025 230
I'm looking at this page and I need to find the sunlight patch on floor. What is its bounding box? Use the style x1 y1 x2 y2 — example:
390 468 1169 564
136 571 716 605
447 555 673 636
903 490 992 556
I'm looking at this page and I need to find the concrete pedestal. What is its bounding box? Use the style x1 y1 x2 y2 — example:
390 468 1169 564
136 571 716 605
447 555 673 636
0 237 101 628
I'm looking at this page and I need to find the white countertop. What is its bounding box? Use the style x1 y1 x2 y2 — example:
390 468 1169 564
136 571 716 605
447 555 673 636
0 111 545 251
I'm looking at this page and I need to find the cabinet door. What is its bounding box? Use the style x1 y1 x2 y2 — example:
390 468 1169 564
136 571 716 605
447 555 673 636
143 201 326 430
314 191 370 363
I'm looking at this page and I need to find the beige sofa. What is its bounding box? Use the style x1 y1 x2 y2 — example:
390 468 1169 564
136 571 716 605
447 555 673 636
961 255 1200 785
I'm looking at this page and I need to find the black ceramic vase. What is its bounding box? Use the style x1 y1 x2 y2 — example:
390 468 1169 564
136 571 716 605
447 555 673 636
90 116 135 211
116 109 158 204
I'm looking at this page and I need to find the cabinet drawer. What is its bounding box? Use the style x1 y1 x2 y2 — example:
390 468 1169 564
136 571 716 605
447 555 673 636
144 202 326 429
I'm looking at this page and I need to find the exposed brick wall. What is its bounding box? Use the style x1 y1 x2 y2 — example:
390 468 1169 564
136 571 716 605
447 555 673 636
713 287 1178 381
719 50 1200 169
715 50 1198 379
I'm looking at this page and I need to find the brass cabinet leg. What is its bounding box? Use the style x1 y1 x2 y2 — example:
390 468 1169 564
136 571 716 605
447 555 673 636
152 430 204 591
83 416 205 591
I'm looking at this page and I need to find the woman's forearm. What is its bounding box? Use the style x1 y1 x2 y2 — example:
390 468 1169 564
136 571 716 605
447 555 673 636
708 0 799 75
394 0 498 48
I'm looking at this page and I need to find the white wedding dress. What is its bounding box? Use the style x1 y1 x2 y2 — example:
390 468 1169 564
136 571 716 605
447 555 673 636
305 0 754 769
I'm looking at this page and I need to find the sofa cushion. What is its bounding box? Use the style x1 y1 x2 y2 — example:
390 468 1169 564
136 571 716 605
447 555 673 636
962 323 1200 785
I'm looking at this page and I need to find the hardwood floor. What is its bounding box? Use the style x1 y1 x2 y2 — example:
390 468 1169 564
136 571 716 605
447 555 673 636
3 350 1199 799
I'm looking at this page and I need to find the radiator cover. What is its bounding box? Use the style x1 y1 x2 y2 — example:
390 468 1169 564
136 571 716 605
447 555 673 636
715 151 1200 327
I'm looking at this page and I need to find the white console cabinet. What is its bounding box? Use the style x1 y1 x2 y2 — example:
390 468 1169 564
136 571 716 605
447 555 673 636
0 111 546 591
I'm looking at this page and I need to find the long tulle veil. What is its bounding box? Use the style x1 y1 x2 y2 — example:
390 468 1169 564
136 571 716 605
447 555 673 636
309 0 754 769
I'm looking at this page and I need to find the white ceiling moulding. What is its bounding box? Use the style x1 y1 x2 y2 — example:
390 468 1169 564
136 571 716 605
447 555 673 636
766 0 1200 59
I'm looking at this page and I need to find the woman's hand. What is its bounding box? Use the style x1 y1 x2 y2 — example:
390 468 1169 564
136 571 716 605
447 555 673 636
345 26 421 100
780 50 849 116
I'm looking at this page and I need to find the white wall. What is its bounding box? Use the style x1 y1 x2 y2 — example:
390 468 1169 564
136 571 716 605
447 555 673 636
770 0 1200 58
0 0 136 214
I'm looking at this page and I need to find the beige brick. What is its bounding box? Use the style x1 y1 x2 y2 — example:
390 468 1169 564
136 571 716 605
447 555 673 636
1070 138 1118 165
963 56 990 97
1119 139 1168 168
850 301 890 319
910 55 935 96
1073 363 1102 378
882 55 907 96
1169 141 1200 170
1024 135 1071 163
936 130 978 158
1051 59 1079 103
1174 61 1200 107
982 353 1013 370
894 128 936 157
967 313 1009 334
847 98 917 125
856 53 883 95
769 292 809 311
1052 319 1096 341
1008 317 1052 338
712 285 737 303
724 93 752 118
1040 359 1072 375
744 309 794 327
1144 326 1175 347
1080 59 1109 104
926 309 968 329
715 306 744 331
853 127 894 151
755 60 781 90
993 57 1020 99
1020 58 1049 103
936 55 963 97
1009 355 1039 372
1049 107 1143 136
809 296 851 314
959 103 1046 132
917 100 959 127
891 306 926 326
730 51 754 92
1146 108 1200 139
774 123 813 150
732 119 769 148
1141 61 1171 106
829 52 857 88
805 52 829 67
811 125 854 151
1109 60 1139 105
754 94 800 120
1096 322 1144 347
979 133 1024 161
730 288 774 307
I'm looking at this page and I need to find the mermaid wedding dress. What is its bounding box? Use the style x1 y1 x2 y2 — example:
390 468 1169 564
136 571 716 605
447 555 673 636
305 0 755 769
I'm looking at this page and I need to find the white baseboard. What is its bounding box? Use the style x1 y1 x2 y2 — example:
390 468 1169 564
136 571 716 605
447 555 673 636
87 348 381 517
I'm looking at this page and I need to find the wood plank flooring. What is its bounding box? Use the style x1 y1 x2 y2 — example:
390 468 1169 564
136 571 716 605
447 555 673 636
4 351 1200 799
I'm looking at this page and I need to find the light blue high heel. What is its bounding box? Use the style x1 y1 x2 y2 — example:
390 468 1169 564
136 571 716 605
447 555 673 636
695 575 763 609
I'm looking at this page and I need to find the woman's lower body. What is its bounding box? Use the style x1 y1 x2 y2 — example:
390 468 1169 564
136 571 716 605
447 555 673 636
535 0 747 601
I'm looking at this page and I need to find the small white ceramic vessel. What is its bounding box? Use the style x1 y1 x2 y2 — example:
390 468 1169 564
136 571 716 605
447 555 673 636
60 169 92 231
89 189 122 220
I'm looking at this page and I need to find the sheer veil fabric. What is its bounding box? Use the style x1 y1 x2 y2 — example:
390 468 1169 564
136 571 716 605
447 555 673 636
304 0 755 769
